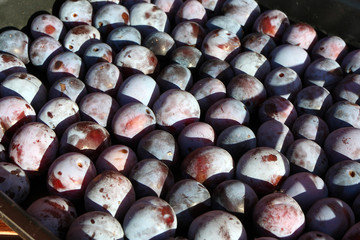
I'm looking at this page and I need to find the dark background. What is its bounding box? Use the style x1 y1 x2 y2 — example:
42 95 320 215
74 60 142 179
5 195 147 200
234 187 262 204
1 0 360 47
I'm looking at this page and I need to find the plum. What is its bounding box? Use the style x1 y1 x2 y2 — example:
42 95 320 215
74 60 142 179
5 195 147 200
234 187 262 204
341 49 360 74
129 158 174 198
242 32 277 57
188 210 247 240
84 170 136 220
324 100 360 131
286 139 328 178
0 29 30 64
252 193 305 239
170 46 203 73
47 152 97 202
0 53 27 82
175 0 208 26
48 77 87 104
282 22 317 50
156 63 193 92
306 197 355 239
236 147 290 195
198 58 235 84
30 14 66 40
9 122 58 177
82 42 113 69
123 196 177 240
171 21 206 49
143 31 176 62
311 35 348 63
63 25 101 56
27 195 77 238
333 73 360 105
59 0 93 29
206 15 244 39
166 179 211 234
95 144 137 176
153 89 201 135
0 162 30 204
66 211 124 240
106 26 142 53
181 145 234 190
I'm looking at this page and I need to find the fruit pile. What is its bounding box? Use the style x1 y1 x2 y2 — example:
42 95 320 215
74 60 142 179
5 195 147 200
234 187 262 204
1 0 360 239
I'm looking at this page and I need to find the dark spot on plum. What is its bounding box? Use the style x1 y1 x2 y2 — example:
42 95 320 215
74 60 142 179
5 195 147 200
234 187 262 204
45 25 56 35
91 219 95 224
99 188 104 192
19 73 27 79
349 171 356 177
122 13 129 23
93 48 99 52
72 13 78 18
1 54 16 63
72 26 90 35
47 112 54 118
10 169 21 176
58 171 62 176
50 174 66 190
77 162 83 168
145 12 151 19
69 45 74 50
54 61 64 70
279 73 285 77
103 204 109 209
120 149 128 154
158 205 174 227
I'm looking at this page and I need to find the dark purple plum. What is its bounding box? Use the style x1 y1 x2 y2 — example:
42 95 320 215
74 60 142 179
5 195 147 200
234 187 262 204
111 102 156 147
286 139 328 177
129 158 174 198
333 73 360 104
279 172 328 212
30 14 66 40
47 152 97 202
143 31 176 61
324 100 360 131
252 193 305 239
205 98 250 134
282 22 317 50
258 96 297 127
0 162 30 204
190 77 226 114
181 145 234 190
0 72 48 112
26 195 77 239
47 51 85 85
93 3 130 37
311 35 348 63
206 15 244 39
306 197 355 239
84 62 122 97
177 122 215 158
37 97 80 137
59 121 112 160
291 114 329 145
123 196 177 240
212 179 258 220
29 36 64 71
236 147 290 196
257 119 294 154
198 58 235 84
157 63 193 92
84 170 136 220
66 211 124 239
79 92 119 128
231 51 271 81
294 85 333 117
216 125 256 161
137 129 179 168
221 0 261 30
0 96 36 145
106 26 142 53
59 0 93 29
48 77 87 104
325 160 360 203
95 144 138 176
130 2 171 37
166 179 211 234
341 49 360 74
188 210 247 240
342 222 360 240
324 127 360 166
241 32 277 57
303 57 343 91
227 74 266 114
9 122 58 177
264 67 302 101
0 29 30 64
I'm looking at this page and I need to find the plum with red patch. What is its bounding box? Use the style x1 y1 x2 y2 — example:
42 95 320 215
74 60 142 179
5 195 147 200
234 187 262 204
82 42 113 69
59 0 93 29
63 25 101 56
48 77 87 104
59 121 111 161
311 35 348 63
236 147 290 195
282 22 317 50
252 192 305 239
242 32 277 57
47 152 97 202
181 145 234 190
175 0 208 26
0 53 27 82
123 196 177 240
30 14 66 40
171 21 206 49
